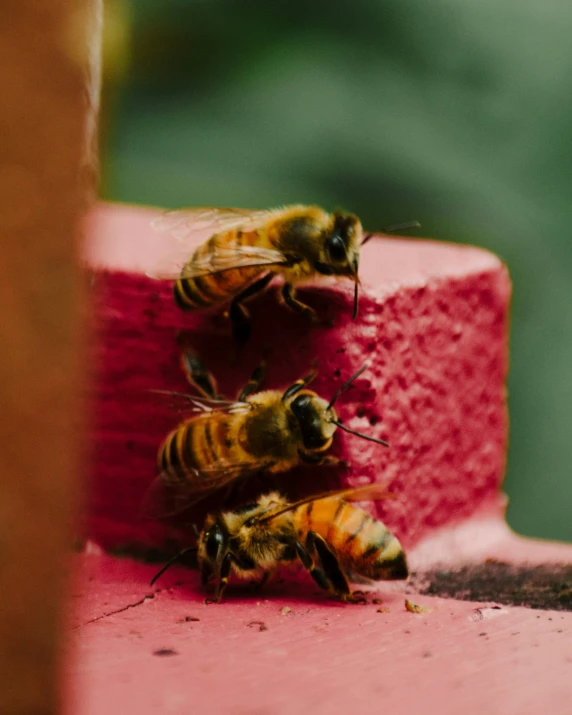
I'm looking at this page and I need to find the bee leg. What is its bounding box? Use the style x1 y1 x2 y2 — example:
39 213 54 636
282 283 319 323
179 347 219 399
229 272 276 346
281 367 318 401
297 449 349 469
211 552 233 603
297 449 321 464
307 531 353 602
294 540 333 595
251 570 273 591
237 360 267 402
320 456 350 469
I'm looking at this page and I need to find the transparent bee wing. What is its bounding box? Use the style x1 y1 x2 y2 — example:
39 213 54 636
253 483 395 525
141 458 272 519
145 249 207 281
146 245 289 280
150 207 286 243
148 389 252 415
336 483 396 503
140 470 236 519
176 246 288 278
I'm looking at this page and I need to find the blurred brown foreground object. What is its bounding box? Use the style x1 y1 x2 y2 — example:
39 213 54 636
0 2 101 714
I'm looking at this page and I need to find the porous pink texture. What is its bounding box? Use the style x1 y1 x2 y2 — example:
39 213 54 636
84 203 510 553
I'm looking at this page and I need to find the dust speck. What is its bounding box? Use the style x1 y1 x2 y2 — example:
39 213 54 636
405 599 429 614
247 621 268 632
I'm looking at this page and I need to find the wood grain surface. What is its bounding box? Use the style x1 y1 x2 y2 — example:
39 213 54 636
0 2 101 713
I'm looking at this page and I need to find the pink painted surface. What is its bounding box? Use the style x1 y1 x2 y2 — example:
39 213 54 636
83 203 510 553
66 535 572 715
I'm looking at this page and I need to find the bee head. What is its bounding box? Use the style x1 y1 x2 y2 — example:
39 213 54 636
288 391 338 452
313 211 362 318
318 214 419 319
282 363 390 454
316 211 362 277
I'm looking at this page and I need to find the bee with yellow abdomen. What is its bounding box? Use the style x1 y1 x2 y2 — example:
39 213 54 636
144 351 389 518
149 205 419 343
150 485 408 603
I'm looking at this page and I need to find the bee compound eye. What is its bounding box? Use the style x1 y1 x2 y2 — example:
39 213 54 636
326 234 347 262
291 394 329 450
205 528 224 560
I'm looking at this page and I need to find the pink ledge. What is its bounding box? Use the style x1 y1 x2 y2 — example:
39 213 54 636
66 532 572 715
83 202 510 553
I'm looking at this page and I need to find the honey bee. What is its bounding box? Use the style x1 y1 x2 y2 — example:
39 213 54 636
150 484 408 603
145 351 389 517
150 205 419 343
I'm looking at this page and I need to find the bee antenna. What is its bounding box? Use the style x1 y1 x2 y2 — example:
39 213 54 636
352 279 359 320
149 546 198 587
328 363 368 410
361 221 421 246
331 420 390 447
352 254 360 320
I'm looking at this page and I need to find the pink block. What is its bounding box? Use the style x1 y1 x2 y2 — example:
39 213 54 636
84 202 510 553
73 203 572 715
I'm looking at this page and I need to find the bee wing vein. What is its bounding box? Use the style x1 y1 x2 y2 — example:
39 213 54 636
147 246 288 280
150 207 283 242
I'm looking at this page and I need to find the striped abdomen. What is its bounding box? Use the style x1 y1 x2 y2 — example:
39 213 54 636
174 230 267 310
292 498 408 581
157 413 244 485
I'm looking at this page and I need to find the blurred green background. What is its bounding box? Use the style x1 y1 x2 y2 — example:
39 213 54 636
100 0 572 542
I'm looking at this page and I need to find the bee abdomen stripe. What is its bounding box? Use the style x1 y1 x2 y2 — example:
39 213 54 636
344 514 370 543
327 500 347 540
202 421 218 464
188 276 216 304
158 438 169 472
194 274 225 301
209 268 233 289
168 432 182 469
215 416 234 451
173 283 194 310
362 543 381 560
177 278 211 307
180 424 202 475
157 433 184 484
